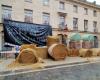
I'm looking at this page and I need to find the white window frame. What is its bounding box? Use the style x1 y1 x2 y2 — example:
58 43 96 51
93 10 97 17
84 20 88 31
93 21 97 32
59 16 65 26
2 5 12 20
42 13 50 25
43 0 49 6
59 15 66 29
84 8 88 15
73 5 78 13
24 9 33 23
73 18 78 30
25 0 32 3
59 1 65 10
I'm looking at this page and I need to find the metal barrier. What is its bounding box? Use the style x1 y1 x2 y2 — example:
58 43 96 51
0 51 19 59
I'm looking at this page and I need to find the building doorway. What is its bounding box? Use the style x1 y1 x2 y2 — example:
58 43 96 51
94 36 98 48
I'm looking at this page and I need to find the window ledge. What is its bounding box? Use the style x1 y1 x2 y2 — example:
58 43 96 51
25 1 32 3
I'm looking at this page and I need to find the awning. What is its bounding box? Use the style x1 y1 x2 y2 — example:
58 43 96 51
82 34 94 41
69 33 81 41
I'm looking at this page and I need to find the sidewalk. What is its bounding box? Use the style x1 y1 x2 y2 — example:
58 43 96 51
0 57 100 73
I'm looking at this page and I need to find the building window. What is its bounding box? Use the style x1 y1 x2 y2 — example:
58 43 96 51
84 20 88 31
84 8 88 15
24 9 33 23
59 2 65 10
59 16 65 29
42 13 50 25
93 21 97 32
93 10 97 17
73 18 78 30
73 5 78 13
2 5 12 20
43 0 49 6
25 0 32 3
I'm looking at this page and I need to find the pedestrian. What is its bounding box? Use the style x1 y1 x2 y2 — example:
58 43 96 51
15 45 20 59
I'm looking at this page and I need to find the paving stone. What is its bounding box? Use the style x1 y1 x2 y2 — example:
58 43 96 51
1 58 100 80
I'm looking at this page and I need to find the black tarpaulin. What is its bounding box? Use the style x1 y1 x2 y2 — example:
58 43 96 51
3 20 52 46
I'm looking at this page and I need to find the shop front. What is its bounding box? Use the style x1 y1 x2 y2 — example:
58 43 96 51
82 34 94 49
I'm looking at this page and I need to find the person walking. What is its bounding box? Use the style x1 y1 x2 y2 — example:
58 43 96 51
15 45 20 59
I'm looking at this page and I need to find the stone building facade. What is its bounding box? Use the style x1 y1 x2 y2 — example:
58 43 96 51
0 0 100 50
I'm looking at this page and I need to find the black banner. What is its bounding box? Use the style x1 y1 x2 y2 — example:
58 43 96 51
3 20 52 46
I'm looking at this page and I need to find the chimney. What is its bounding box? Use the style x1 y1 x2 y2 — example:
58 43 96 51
93 1 96 5
81 0 87 2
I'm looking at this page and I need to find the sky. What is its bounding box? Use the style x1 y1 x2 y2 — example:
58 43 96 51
87 0 100 5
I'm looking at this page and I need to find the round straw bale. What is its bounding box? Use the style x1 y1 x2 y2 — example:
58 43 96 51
68 49 79 57
20 44 36 51
47 36 59 47
35 46 48 59
79 49 93 57
16 48 38 64
91 48 100 56
48 44 68 60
